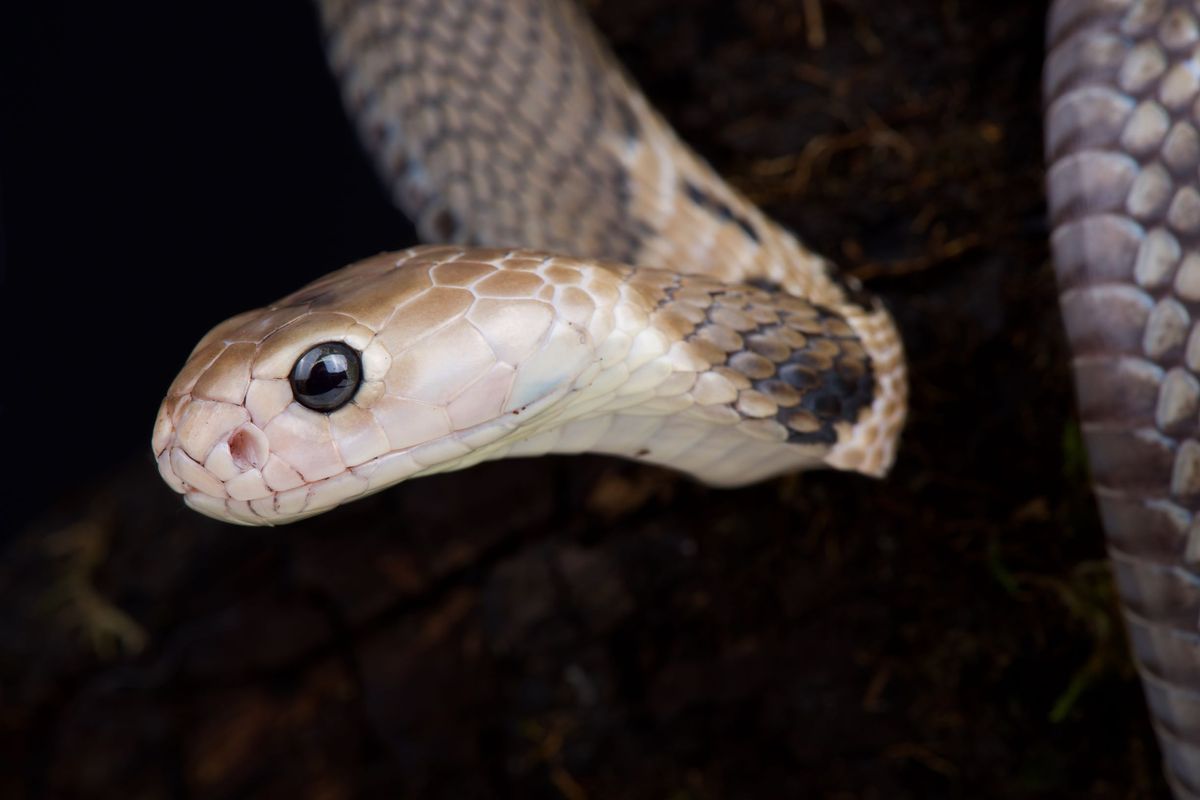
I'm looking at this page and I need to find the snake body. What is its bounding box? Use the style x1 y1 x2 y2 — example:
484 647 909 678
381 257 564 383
1046 0 1200 796
152 0 905 524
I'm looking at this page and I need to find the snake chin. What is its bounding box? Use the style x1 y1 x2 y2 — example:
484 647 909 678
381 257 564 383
151 384 563 526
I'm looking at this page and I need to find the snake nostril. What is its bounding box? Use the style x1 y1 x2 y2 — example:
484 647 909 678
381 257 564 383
228 424 268 472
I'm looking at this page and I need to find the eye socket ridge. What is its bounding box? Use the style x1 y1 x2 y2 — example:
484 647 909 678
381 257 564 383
289 341 363 412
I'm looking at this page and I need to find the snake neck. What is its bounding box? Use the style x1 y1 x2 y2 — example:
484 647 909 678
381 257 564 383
378 251 895 484
320 0 860 297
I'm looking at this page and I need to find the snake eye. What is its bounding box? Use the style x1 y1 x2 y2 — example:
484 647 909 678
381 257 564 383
289 342 362 412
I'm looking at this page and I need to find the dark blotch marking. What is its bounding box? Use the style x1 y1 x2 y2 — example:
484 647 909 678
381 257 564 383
811 394 843 418
777 308 874 445
745 305 874 446
748 276 781 293
682 180 761 244
613 97 641 142
732 216 760 243
778 363 818 390
682 181 708 206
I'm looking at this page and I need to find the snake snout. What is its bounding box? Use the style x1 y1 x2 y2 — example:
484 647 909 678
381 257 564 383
151 393 277 508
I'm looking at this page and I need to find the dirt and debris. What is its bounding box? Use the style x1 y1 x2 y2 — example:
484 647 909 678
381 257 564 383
1 1 1168 798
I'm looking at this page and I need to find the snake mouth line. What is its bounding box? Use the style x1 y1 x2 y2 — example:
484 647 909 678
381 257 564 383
156 375 576 525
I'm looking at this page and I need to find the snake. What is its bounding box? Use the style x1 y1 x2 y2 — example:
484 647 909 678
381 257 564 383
151 0 907 526
147 0 1199 794
1047 0 1200 796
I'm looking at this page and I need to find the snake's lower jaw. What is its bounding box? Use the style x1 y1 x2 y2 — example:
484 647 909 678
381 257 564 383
152 400 311 525
152 394 452 526
153 414 392 526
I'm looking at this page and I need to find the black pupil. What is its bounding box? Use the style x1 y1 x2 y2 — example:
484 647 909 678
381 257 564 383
290 342 362 412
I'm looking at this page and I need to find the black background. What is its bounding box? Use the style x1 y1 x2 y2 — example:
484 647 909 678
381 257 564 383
2 0 410 531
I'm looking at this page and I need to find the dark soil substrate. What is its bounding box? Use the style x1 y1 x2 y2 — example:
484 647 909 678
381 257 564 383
2 1 1168 798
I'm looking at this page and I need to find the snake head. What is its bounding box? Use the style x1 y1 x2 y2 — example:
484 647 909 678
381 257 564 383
153 246 600 525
